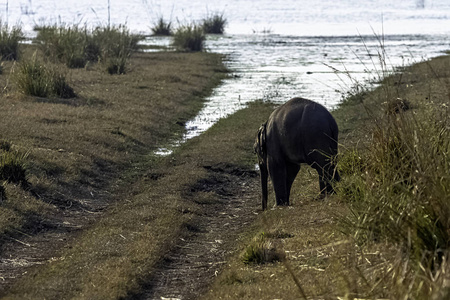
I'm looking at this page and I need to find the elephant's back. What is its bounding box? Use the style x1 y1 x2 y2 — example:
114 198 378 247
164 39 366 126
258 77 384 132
266 97 338 162
270 97 337 134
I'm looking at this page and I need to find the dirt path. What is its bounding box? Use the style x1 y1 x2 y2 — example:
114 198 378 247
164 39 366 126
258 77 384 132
0 163 261 299
139 165 260 300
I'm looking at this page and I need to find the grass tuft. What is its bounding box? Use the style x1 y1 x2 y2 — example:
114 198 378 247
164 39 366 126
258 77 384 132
172 24 205 52
202 13 227 34
93 26 142 74
14 53 76 98
0 21 23 61
242 232 284 264
0 139 12 151
0 149 28 186
151 17 172 36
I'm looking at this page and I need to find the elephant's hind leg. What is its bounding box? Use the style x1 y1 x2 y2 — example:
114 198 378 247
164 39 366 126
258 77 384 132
286 163 300 205
268 158 289 206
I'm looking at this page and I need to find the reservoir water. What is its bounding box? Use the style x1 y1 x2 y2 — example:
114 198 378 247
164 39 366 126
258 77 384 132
2 0 450 148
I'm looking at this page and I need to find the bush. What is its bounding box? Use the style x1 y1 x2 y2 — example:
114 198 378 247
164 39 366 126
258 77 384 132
0 21 23 60
202 13 227 34
14 54 76 98
151 17 172 36
172 24 205 52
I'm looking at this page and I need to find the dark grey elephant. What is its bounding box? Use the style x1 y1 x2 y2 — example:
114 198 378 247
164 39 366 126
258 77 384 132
254 97 339 210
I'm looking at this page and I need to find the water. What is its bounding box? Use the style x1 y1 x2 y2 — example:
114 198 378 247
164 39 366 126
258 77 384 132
2 0 450 152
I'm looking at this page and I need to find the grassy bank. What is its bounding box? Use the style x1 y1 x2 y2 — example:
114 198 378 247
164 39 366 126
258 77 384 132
201 54 450 299
0 43 227 295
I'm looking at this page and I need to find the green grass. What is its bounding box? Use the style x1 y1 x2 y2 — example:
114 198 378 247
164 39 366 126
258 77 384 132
0 21 23 61
172 24 205 52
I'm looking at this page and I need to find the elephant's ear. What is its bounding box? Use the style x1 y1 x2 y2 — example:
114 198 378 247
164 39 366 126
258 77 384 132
255 122 267 163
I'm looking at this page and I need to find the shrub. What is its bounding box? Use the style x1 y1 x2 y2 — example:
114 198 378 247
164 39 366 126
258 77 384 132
151 17 172 36
0 21 23 61
172 24 205 52
14 54 76 98
202 13 227 34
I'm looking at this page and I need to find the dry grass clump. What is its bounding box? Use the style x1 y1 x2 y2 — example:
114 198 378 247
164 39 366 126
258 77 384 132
242 232 285 264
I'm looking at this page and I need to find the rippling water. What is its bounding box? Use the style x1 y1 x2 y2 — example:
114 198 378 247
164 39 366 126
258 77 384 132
2 0 450 151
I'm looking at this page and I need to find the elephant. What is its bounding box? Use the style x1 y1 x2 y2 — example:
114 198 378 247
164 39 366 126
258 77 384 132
254 97 339 210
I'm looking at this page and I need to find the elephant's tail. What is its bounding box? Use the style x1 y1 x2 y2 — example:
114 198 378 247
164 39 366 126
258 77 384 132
255 122 267 163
